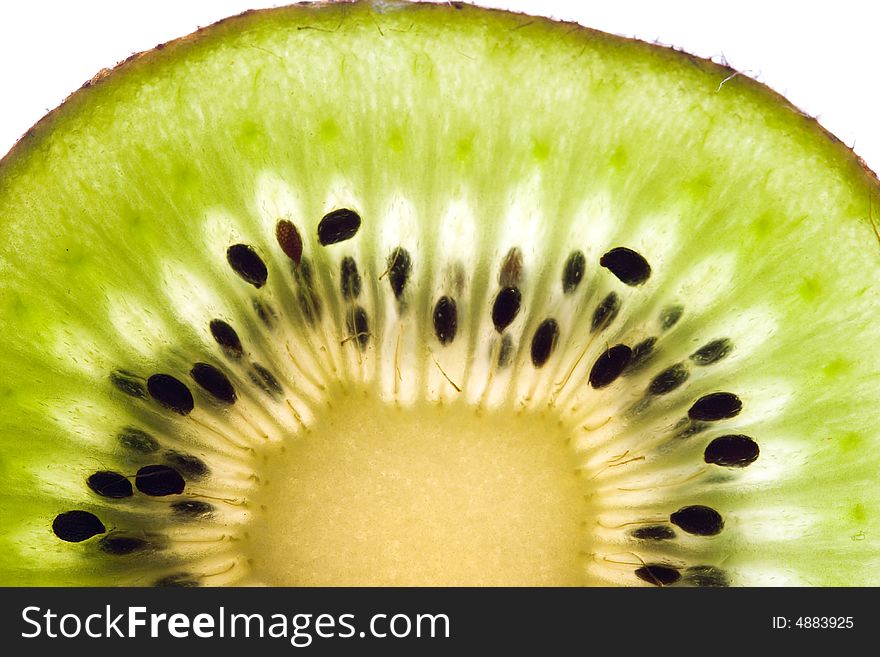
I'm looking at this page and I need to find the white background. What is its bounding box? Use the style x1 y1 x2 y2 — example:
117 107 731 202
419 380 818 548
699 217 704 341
0 0 878 170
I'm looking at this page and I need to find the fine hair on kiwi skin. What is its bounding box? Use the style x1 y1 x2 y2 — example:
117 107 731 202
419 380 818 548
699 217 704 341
2 0 880 588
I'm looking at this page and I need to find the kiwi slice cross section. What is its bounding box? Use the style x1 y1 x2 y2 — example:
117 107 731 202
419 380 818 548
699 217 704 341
1 2 879 586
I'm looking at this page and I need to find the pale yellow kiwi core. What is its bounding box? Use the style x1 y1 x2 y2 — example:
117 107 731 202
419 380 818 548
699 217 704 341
246 389 594 585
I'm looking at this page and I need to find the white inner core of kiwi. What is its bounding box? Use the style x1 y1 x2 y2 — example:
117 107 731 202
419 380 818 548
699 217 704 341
246 389 593 585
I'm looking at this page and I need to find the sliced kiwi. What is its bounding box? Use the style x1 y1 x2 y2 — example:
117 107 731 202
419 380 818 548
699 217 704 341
1 1 879 587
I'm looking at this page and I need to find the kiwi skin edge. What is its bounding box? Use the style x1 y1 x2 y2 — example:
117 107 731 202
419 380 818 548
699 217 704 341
1 0 880 587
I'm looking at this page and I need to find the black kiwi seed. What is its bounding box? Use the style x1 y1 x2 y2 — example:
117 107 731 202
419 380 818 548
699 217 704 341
590 291 621 332
52 511 105 542
562 250 586 294
226 243 268 288
347 306 370 350
433 296 458 345
110 370 146 398
340 256 362 299
275 219 303 266
171 500 214 519
117 426 160 453
155 574 201 587
190 362 236 405
135 465 186 496
318 208 361 245
704 434 760 467
630 525 676 541
530 318 559 367
684 565 730 587
660 305 683 331
387 247 412 299
688 392 742 421
251 363 283 397
647 363 690 396
499 247 524 287
492 287 522 332
690 338 733 366
635 564 681 586
209 319 244 359
147 374 195 415
600 247 651 286
87 471 133 499
624 336 656 374
497 334 515 368
670 505 724 536
165 451 210 479
99 534 151 556
589 344 632 389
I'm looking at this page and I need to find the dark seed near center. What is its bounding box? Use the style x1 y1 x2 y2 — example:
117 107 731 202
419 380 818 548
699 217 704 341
318 208 361 245
135 465 185 496
691 338 733 366
100 534 151 556
165 451 209 479
688 392 742 421
531 318 559 367
492 287 522 333
589 344 632 389
147 374 195 415
624 337 656 374
191 363 236 404
433 296 458 345
226 243 268 288
52 510 105 543
562 250 585 294
347 306 370 351
660 305 683 331
648 363 689 396
635 564 680 586
591 292 621 332
340 256 362 299
704 434 760 467
387 247 412 300
251 363 283 397
684 565 730 587
670 505 724 536
631 525 676 541
87 471 133 499
600 246 651 286
172 501 214 519
209 319 244 359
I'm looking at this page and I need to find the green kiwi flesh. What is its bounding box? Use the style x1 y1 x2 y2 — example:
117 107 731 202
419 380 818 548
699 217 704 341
1 0 880 586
